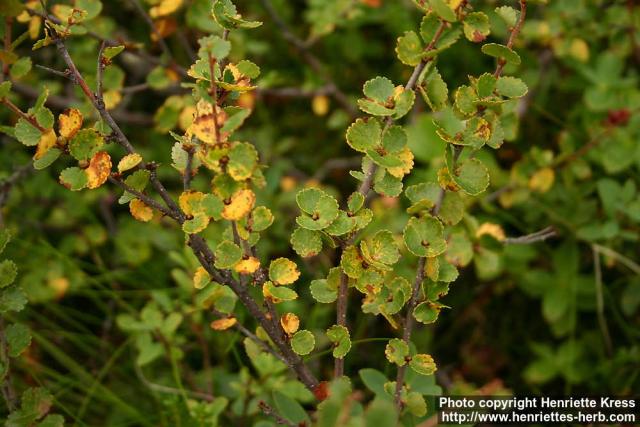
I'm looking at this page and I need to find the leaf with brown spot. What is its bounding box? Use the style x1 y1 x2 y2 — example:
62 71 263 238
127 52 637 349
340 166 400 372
58 108 83 139
130 199 153 222
86 151 112 189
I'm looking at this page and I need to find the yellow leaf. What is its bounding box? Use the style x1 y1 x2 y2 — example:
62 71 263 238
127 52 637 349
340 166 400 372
117 153 142 173
34 129 57 160
179 105 196 131
130 199 154 222
269 258 300 285
49 277 69 299
210 317 237 331
237 92 255 110
475 222 506 242
58 108 83 139
193 266 210 289
312 95 330 116
86 151 112 189
179 190 205 215
569 38 589 62
280 176 297 192
528 167 555 193
222 189 256 220
188 100 228 144
234 257 260 275
149 0 183 18
280 313 300 335
103 90 122 110
386 146 414 178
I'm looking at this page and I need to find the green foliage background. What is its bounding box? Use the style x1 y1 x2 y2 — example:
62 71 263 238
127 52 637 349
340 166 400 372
0 0 639 425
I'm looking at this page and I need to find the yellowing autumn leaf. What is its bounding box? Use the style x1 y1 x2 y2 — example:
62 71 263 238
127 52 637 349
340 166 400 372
58 108 83 139
103 90 122 110
188 100 228 144
280 313 300 335
529 167 555 193
312 95 329 116
86 151 112 189
179 190 205 216
234 257 260 274
386 147 414 178
117 153 142 173
193 266 210 289
269 258 300 285
222 189 256 220
210 317 237 331
475 222 506 242
34 129 57 160
179 105 196 131
130 199 154 222
149 0 183 18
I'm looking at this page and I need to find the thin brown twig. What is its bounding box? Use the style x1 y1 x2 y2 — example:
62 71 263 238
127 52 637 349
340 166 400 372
258 401 299 427
394 257 426 409
503 226 556 245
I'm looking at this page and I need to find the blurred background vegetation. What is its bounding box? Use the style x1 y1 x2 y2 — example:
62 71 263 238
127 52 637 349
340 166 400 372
0 0 639 425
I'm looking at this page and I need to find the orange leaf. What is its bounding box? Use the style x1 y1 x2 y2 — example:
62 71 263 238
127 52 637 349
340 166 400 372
130 199 154 222
86 151 112 189
58 108 83 139
210 317 237 331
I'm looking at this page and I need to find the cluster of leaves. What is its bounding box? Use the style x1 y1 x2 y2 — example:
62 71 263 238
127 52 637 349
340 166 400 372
0 0 639 425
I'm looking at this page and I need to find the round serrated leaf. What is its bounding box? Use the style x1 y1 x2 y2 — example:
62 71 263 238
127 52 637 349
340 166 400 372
228 142 258 181
250 206 273 232
6 322 31 357
481 43 521 65
33 147 61 170
362 76 395 102
290 228 322 258
14 119 41 146
347 192 365 213
325 211 357 236
295 188 339 230
290 330 315 355
403 216 447 257
430 0 457 22
413 301 445 324
346 118 381 153
263 281 298 303
269 258 300 285
0 260 18 288
396 31 423 66
385 338 409 366
451 158 490 195
495 76 528 98
69 128 104 161
214 240 242 269
361 230 400 267
310 268 341 303
463 12 490 42
409 354 437 375
182 213 210 234
327 325 351 358
59 167 88 191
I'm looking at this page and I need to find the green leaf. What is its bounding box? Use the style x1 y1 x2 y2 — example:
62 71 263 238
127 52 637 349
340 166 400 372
0 260 17 288
273 391 310 425
419 67 448 111
0 230 10 254
347 192 365 213
69 128 104 161
373 170 403 197
269 258 300 285
359 368 388 396
59 167 88 191
326 325 351 359
33 148 61 170
481 43 521 65
361 230 400 268
392 88 416 120
0 285 27 313
429 0 457 22
6 322 31 357
409 354 437 375
290 330 315 355
0 81 11 98
212 0 262 29
462 12 490 42
14 119 41 146
475 73 497 98
325 211 356 236
310 268 341 303
346 118 381 153
228 142 258 181
119 170 150 204
413 301 446 324
451 157 490 195
495 76 528 98
214 240 242 269
182 213 210 234
250 206 273 231
290 228 322 258
404 391 427 416
6 387 53 426
495 5 518 27
362 76 395 102
385 338 409 366
403 216 447 257
365 398 398 427
396 31 423 66
296 188 339 230
263 281 298 302
103 45 125 60
10 57 32 79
